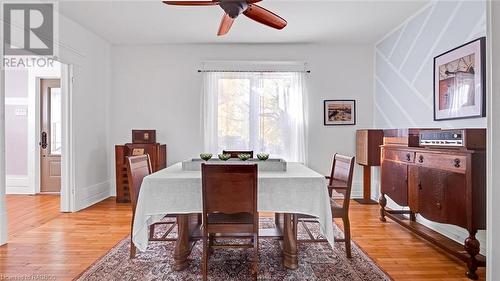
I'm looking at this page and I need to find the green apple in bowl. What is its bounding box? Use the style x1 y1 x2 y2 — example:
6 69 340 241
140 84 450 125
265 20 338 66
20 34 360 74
257 153 269 161
200 153 213 161
218 153 231 161
237 153 251 161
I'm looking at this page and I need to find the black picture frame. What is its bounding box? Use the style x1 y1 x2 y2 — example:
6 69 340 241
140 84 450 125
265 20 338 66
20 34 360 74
433 37 486 121
323 100 356 126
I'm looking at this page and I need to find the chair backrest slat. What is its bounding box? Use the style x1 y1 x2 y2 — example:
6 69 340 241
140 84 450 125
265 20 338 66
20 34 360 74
201 164 258 216
329 153 355 208
126 155 152 212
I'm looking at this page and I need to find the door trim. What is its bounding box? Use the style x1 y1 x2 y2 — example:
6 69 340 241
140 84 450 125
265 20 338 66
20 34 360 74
27 63 74 212
60 64 75 212
0 59 7 246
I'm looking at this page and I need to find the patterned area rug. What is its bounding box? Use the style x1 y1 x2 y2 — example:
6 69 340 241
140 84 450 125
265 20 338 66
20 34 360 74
76 218 391 281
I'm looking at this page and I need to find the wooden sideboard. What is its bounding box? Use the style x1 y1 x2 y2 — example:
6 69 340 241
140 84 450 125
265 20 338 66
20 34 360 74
379 144 486 279
115 143 167 203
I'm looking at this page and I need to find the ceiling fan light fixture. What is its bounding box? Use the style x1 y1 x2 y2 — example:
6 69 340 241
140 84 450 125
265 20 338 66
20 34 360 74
162 0 287 36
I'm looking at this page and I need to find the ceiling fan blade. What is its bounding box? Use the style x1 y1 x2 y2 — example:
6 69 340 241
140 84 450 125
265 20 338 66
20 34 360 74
162 1 220 6
218 13 235 36
243 4 287 30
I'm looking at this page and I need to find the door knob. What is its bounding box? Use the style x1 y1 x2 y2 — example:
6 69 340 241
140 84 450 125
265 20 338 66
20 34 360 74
40 132 48 149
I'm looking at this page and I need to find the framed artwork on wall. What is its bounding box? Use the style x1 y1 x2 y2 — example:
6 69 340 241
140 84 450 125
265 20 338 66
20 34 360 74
433 37 486 121
324 100 356 126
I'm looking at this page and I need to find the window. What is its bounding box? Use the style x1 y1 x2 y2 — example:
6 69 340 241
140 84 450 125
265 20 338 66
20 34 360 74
203 72 307 162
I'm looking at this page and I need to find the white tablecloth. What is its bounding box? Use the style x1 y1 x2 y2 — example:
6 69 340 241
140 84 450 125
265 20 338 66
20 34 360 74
132 162 334 252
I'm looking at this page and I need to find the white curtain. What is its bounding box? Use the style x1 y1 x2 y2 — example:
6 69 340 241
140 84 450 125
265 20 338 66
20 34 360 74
202 71 308 163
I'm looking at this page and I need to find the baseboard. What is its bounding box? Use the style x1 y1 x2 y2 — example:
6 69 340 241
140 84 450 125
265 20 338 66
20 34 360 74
74 180 111 211
349 181 363 199
6 175 33 194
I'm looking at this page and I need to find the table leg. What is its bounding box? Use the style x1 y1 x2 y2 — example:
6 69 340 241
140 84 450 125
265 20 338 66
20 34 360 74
282 213 298 269
173 214 200 271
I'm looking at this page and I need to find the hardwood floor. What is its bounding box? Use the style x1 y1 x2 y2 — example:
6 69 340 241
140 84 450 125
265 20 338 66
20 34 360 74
1 195 485 280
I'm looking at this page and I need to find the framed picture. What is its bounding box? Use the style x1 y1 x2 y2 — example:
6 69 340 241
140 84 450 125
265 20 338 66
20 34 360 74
434 37 486 121
324 100 356 126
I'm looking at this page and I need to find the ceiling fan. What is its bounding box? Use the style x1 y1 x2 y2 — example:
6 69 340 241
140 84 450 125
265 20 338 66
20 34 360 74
162 0 287 36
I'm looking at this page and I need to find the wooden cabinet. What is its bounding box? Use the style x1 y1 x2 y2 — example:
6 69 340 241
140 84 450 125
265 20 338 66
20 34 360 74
355 129 384 203
356 129 383 166
379 145 486 279
380 160 408 206
115 143 166 203
417 167 467 227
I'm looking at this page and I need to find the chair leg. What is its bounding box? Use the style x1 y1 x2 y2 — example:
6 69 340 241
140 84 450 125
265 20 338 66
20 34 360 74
208 233 215 256
252 233 258 280
149 224 155 240
202 235 208 281
343 216 352 258
130 236 136 259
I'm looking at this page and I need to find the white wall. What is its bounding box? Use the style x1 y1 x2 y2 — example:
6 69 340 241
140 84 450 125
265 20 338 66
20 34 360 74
374 0 486 129
56 15 112 211
373 0 487 254
0 64 7 246
487 1 500 279
110 43 373 197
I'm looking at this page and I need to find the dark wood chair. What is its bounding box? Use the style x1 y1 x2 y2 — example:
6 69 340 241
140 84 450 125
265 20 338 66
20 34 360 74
298 153 355 258
222 150 254 158
127 155 176 259
201 163 259 281
327 154 355 258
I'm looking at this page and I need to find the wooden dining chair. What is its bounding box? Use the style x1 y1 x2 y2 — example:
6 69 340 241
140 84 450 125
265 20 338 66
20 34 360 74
222 150 254 158
327 153 355 258
297 153 355 258
201 163 259 281
127 154 176 259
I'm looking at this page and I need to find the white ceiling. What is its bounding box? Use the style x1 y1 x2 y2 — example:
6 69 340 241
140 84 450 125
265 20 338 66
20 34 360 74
59 0 428 45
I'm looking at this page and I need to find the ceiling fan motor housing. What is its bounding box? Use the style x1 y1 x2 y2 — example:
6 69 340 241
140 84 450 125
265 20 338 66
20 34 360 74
220 1 248 18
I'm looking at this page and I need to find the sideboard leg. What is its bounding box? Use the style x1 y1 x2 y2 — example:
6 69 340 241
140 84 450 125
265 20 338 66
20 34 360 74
464 231 480 280
409 212 416 222
379 193 387 222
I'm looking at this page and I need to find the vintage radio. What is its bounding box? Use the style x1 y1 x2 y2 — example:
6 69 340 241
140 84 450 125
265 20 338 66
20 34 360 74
419 129 486 150
383 128 438 147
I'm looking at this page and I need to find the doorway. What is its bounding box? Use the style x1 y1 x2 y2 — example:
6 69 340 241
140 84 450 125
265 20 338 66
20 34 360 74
2 60 74 212
40 79 61 193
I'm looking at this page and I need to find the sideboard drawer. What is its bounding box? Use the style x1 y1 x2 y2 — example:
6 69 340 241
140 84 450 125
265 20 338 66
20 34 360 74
383 148 414 163
415 152 467 174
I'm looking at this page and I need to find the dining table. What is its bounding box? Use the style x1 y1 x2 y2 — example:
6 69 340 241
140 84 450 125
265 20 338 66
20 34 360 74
132 161 335 270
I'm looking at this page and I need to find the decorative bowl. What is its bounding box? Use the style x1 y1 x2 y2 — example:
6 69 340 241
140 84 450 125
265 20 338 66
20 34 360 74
218 153 231 161
200 153 213 161
237 153 251 161
257 153 270 161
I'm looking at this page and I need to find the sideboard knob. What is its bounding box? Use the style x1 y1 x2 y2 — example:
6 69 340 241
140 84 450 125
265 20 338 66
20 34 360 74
406 153 411 161
454 158 461 168
418 155 424 163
